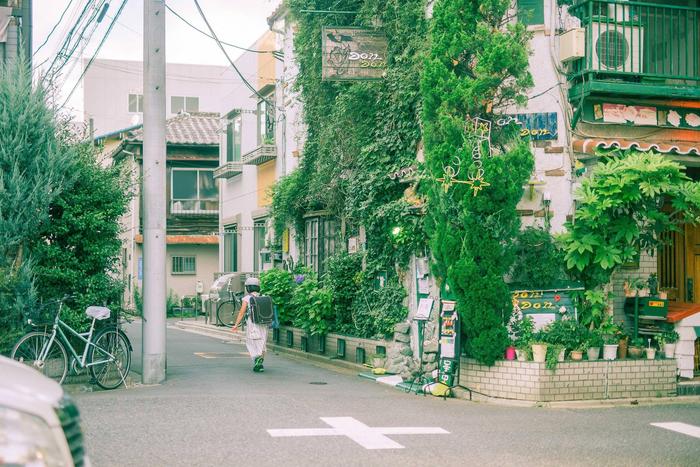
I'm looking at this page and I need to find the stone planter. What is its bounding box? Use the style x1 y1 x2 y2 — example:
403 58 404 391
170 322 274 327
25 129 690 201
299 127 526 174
570 350 583 361
663 343 676 359
587 347 601 361
603 344 618 360
628 346 643 359
532 344 547 363
646 348 656 360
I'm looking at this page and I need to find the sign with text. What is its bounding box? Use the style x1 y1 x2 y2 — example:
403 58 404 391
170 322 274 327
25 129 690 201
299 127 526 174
498 112 559 141
584 101 700 130
322 27 387 81
510 284 584 329
438 300 460 387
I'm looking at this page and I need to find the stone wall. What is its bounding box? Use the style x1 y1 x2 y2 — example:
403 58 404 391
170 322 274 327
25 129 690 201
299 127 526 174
460 358 677 402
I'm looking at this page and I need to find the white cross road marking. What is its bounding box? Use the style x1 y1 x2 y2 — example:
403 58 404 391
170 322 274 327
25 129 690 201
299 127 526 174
267 416 449 450
651 422 700 439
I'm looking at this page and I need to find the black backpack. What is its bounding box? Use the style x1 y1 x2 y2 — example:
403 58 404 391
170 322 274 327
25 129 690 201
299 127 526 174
249 295 274 325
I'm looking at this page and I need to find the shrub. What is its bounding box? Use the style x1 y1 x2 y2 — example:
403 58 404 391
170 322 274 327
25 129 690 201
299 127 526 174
323 252 363 330
260 268 295 325
510 227 567 288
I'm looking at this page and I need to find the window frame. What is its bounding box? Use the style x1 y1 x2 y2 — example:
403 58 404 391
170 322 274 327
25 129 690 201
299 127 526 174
253 219 267 272
171 95 200 114
128 93 143 113
223 224 238 273
257 92 275 145
170 168 218 214
226 113 242 162
304 216 338 276
172 255 196 275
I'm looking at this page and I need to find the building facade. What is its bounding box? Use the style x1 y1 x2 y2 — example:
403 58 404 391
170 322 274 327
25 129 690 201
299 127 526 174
0 0 30 66
84 58 237 136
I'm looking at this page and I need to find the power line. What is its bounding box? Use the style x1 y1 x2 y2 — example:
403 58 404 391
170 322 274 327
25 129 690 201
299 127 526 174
165 3 282 59
44 0 97 80
34 0 77 56
192 0 274 107
61 0 130 108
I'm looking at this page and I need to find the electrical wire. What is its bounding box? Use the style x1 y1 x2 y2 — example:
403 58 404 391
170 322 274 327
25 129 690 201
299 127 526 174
34 0 77 56
192 0 275 108
44 0 97 80
165 3 282 59
60 0 130 109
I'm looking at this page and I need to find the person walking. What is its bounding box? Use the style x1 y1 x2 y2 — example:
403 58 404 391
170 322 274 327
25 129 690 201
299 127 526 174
232 277 268 372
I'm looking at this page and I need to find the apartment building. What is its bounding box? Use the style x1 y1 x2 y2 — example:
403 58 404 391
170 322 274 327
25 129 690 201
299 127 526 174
0 0 30 66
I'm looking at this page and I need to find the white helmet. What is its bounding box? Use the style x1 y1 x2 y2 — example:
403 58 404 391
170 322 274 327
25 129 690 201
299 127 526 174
245 277 260 287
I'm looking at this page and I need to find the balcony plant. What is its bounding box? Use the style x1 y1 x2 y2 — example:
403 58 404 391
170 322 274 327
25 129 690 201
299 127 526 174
586 331 604 360
657 330 680 359
628 337 645 358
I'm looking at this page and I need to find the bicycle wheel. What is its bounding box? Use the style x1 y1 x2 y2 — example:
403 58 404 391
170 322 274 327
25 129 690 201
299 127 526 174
11 332 68 384
216 299 240 327
89 328 131 390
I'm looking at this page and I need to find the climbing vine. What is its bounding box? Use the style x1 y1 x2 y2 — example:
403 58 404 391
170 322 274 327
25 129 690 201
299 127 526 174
421 0 534 365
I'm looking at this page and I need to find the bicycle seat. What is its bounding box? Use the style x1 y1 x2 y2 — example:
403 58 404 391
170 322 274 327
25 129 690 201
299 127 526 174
86 306 111 320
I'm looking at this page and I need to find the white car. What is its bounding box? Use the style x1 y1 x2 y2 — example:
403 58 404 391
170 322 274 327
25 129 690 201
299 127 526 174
0 355 90 466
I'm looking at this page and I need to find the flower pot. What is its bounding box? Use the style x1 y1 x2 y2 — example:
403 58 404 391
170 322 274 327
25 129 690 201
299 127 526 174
515 348 527 362
646 348 656 360
603 344 618 360
505 346 516 361
663 343 676 359
532 344 548 363
587 347 601 361
659 291 668 299
570 350 583 361
628 346 643 359
558 348 565 362
618 338 628 359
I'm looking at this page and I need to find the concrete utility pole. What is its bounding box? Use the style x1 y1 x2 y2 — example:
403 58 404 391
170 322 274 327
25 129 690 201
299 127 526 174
142 0 167 384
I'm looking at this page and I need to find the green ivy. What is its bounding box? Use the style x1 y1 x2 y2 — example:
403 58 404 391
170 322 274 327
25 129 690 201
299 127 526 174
421 0 534 365
510 227 568 289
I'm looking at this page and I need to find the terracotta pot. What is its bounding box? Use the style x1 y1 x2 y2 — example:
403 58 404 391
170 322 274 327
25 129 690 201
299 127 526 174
505 346 516 361
532 344 547 363
663 343 676 359
603 344 618 360
587 347 601 361
628 346 643 359
618 338 628 359
570 350 583 361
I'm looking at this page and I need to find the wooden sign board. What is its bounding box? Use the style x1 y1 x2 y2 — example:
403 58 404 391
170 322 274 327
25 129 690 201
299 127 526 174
322 27 387 81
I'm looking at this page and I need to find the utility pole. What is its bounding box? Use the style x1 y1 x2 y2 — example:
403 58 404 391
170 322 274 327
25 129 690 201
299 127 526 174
142 0 167 384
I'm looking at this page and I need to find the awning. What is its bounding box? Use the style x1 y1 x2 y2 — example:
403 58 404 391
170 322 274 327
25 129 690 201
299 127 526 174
667 302 700 323
135 234 218 245
573 138 700 156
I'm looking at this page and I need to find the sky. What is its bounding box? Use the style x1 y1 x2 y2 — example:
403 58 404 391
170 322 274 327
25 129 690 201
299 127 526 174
33 0 281 118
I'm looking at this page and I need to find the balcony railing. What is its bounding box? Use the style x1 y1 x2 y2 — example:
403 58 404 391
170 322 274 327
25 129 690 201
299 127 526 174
241 143 277 166
171 199 218 216
213 162 243 179
569 0 700 95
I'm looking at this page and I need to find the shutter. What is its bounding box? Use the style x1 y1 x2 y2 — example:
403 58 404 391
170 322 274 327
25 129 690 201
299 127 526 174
518 0 544 26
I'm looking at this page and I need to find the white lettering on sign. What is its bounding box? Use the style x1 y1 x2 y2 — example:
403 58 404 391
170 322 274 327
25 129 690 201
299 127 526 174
267 417 449 450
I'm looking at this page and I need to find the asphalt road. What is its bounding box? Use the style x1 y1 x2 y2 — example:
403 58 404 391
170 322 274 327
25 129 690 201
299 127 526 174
71 321 700 467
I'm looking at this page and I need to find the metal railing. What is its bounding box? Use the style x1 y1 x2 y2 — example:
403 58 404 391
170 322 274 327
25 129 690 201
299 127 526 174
241 143 277 166
170 199 218 216
213 162 243 179
570 0 700 82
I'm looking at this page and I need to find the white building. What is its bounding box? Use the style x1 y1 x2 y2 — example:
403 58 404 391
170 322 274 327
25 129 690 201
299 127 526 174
84 58 237 136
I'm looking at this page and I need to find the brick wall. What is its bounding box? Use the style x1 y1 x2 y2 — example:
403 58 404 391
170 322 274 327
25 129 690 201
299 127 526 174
611 251 657 328
460 358 676 402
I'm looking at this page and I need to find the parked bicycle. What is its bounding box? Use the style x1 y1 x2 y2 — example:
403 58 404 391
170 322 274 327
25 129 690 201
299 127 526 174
216 291 243 327
10 295 132 390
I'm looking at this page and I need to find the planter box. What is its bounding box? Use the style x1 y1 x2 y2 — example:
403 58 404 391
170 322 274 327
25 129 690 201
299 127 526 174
459 358 677 402
271 326 389 364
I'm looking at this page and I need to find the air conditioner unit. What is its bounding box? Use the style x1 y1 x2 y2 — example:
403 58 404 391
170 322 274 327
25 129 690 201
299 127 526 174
589 21 643 73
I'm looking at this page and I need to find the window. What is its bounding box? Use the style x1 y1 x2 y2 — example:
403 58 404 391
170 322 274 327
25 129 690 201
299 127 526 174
257 94 275 145
128 93 143 113
171 96 200 114
518 0 544 26
172 256 196 275
253 220 267 272
171 168 218 213
226 114 242 162
223 224 238 272
304 216 338 275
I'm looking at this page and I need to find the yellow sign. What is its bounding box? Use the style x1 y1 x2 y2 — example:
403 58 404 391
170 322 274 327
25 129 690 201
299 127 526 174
282 229 290 253
648 300 664 307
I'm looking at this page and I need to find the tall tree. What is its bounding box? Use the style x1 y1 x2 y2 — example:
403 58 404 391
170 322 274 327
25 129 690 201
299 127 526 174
421 0 534 365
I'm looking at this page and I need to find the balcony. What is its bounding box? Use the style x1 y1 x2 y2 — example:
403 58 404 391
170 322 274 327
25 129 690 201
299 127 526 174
170 199 218 217
567 0 700 101
213 162 243 179
242 143 277 166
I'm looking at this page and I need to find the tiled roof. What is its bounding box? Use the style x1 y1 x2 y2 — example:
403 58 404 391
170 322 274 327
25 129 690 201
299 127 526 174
127 112 220 146
573 137 700 156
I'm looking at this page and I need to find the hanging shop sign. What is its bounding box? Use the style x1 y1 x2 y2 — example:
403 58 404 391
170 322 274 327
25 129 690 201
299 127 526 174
497 112 559 141
321 27 388 81
437 300 460 387
583 101 700 130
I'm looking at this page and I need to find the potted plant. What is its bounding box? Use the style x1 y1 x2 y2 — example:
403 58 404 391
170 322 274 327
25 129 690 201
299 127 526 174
603 334 619 360
511 315 534 362
531 335 548 363
546 344 565 371
586 332 603 360
570 344 585 361
617 331 629 359
628 337 645 358
647 273 659 296
657 330 680 359
646 337 656 360
635 278 650 297
516 343 530 361
370 353 387 369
